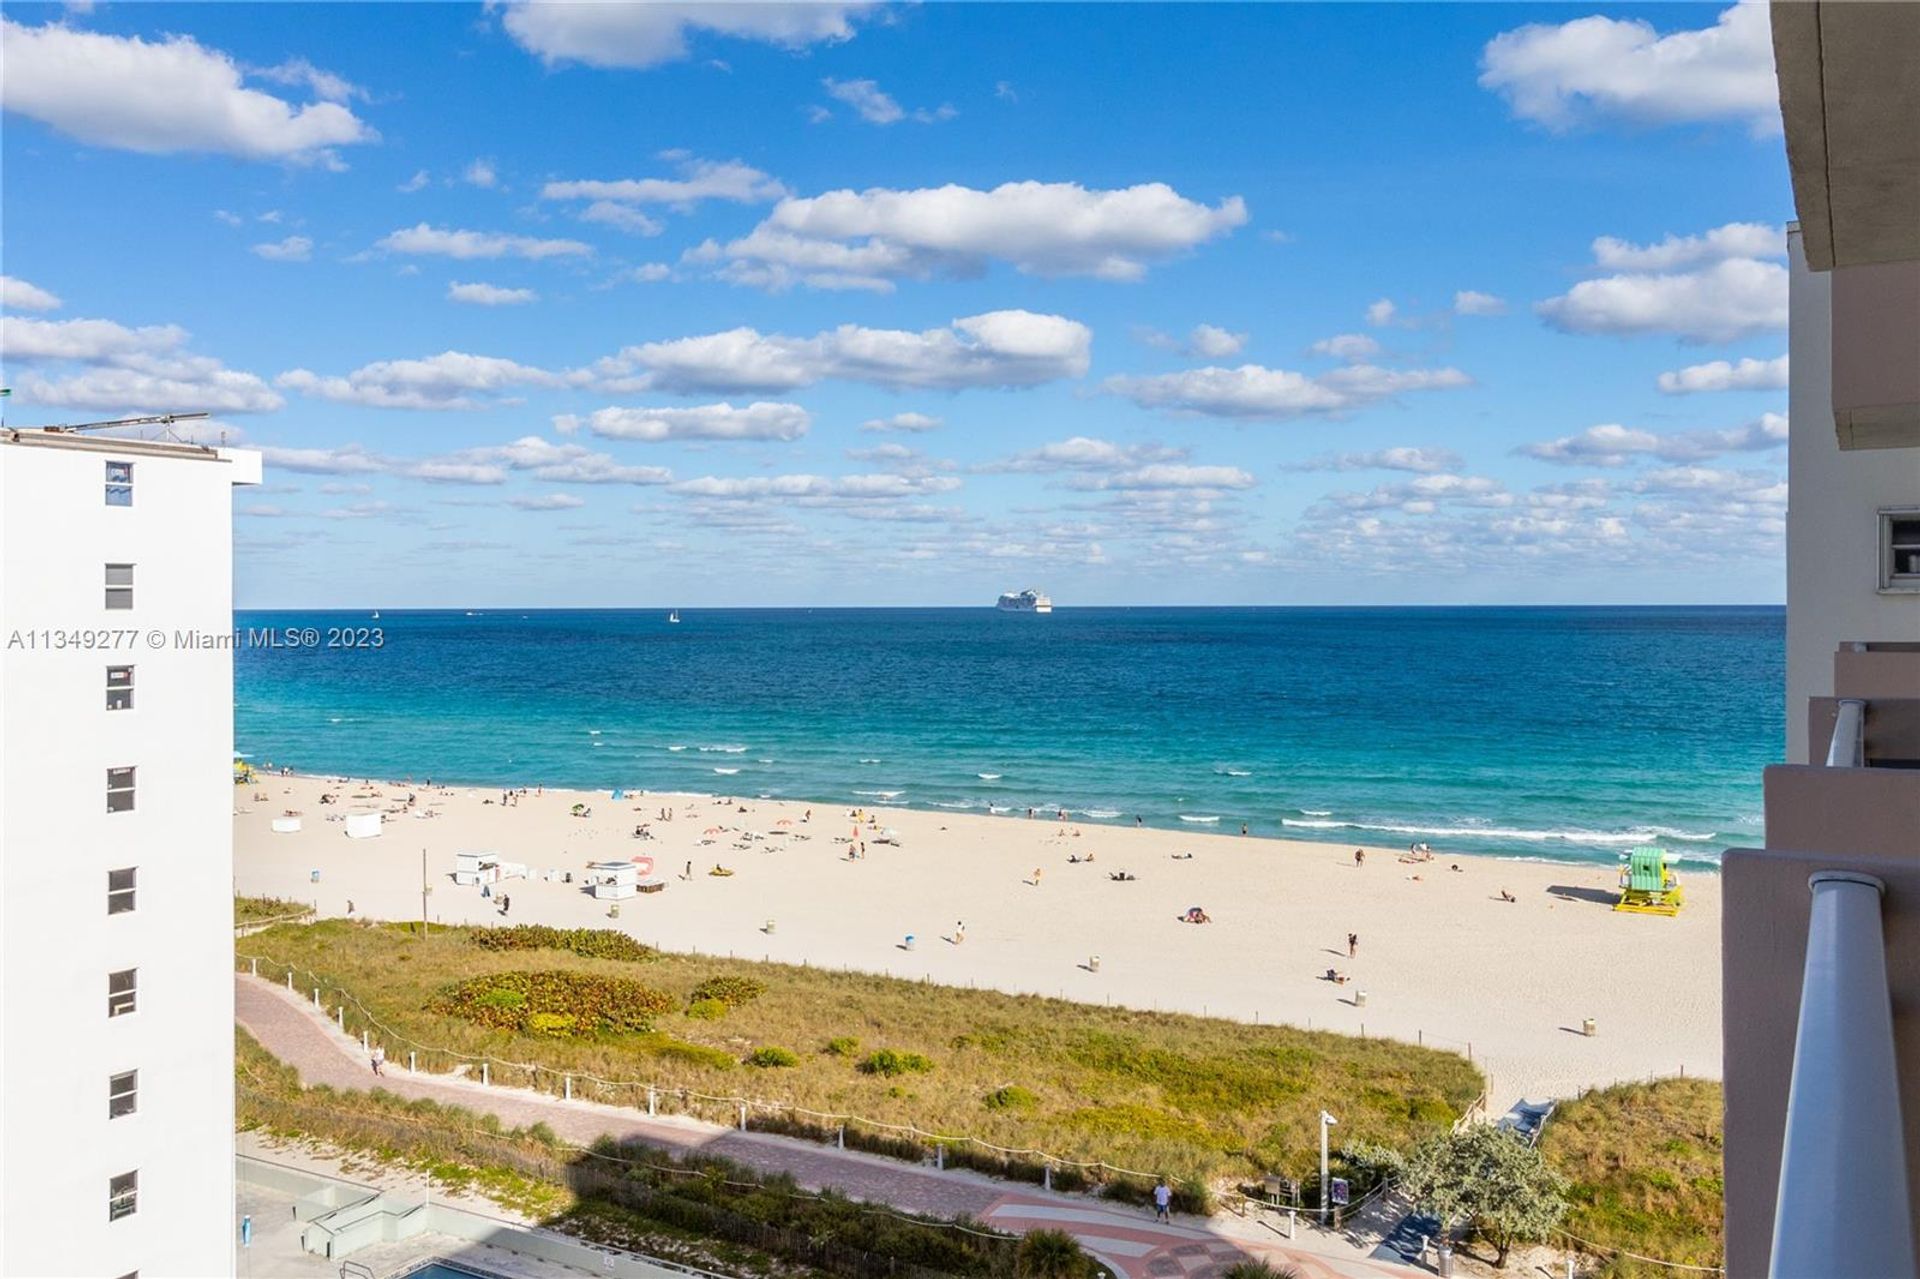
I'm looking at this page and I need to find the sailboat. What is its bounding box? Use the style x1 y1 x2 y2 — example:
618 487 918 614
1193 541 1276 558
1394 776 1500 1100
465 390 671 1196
668 610 681 624
371 610 380 620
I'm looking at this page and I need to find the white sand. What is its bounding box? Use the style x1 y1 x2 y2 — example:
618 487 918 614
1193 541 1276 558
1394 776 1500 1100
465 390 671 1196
234 775 1723 1107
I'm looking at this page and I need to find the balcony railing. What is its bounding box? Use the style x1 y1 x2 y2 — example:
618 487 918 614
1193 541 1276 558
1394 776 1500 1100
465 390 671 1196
1769 871 1916 1278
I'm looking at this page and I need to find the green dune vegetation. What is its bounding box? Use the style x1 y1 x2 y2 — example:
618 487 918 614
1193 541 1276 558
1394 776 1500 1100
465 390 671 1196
237 1028 1031 1278
238 918 1483 1200
1539 1078 1724 1276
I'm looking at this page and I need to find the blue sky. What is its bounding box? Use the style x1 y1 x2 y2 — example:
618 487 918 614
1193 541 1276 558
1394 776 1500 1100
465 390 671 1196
1 2 1793 607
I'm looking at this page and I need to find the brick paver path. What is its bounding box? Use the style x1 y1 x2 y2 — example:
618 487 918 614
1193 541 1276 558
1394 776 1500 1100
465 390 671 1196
237 976 1415 1279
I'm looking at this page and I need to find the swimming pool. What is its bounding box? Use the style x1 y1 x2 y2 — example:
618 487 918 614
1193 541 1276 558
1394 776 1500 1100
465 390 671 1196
396 1262 509 1279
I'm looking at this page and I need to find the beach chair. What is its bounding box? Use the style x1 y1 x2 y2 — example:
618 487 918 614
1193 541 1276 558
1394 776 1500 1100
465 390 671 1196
1614 846 1685 916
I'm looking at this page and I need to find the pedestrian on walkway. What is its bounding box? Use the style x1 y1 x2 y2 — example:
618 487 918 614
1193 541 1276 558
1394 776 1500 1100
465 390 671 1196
1347 932 1358 958
1153 1178 1172 1222
370 1045 385 1076
500 894 511 917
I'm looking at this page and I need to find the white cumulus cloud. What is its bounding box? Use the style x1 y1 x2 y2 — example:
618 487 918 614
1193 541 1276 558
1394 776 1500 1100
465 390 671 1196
705 179 1247 290
1537 257 1787 343
1285 447 1465 474
1519 413 1788 466
377 223 591 261
1453 290 1508 317
553 401 811 443
1106 362 1471 421
861 412 943 434
0 18 375 162
1591 222 1783 271
3 314 281 413
447 281 538 306
592 310 1092 394
1479 3 1779 135
1 275 62 311
1657 353 1789 394
252 235 313 262
499 1 877 69
276 351 563 410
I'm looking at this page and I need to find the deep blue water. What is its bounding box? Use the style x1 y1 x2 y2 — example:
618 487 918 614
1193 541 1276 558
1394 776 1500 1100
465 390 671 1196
233 607 1782 867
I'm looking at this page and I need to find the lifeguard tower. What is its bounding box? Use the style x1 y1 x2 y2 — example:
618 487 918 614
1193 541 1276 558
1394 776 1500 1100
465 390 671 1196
1614 846 1685 916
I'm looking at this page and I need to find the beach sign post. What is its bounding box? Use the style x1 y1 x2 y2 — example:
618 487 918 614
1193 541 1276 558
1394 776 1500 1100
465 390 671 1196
1318 1110 1338 1225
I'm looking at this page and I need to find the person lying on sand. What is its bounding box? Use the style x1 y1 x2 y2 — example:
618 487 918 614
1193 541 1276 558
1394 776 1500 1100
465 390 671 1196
709 864 734 877
1109 871 1137 882
1499 889 1516 902
1325 968 1350 984
1182 906 1211 924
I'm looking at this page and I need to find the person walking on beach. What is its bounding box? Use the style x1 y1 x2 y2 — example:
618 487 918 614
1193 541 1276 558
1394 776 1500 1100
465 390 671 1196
1153 1179 1172 1222
954 920 966 944
1240 822 1249 836
1032 867 1043 887
1354 848 1365 867
1347 932 1358 958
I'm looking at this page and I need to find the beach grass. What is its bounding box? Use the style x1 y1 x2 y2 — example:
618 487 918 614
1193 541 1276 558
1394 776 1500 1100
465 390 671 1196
239 917 1483 1190
236 1027 1018 1276
1539 1077 1723 1275
235 894 314 927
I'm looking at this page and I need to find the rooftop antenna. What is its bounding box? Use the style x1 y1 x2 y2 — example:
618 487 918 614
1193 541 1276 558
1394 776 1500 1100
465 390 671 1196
17 412 217 444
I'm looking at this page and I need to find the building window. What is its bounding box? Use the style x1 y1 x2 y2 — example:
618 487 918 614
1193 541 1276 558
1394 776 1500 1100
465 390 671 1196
107 767 136 813
109 1070 138 1119
108 1171 138 1221
107 665 134 711
106 460 134 506
108 968 137 1017
108 867 137 915
1881 508 1920 593
105 563 135 610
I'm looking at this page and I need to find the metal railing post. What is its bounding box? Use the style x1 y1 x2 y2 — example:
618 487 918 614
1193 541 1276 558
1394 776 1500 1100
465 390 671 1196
1827 699 1867 768
1770 872 1915 1278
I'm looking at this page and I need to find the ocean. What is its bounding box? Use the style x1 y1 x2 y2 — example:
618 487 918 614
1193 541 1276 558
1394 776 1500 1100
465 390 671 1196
233 606 1782 868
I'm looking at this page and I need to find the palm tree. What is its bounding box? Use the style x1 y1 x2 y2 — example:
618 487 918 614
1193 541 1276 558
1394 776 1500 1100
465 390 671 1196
1016 1228 1094 1278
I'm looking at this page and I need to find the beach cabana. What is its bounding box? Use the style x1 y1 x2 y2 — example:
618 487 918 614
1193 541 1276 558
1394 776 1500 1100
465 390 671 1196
345 811 383 840
454 850 502 885
586 860 640 900
1614 846 1685 916
270 815 302 834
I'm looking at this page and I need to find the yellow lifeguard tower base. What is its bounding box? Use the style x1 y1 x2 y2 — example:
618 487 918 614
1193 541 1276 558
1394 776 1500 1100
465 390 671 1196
1614 846 1685 916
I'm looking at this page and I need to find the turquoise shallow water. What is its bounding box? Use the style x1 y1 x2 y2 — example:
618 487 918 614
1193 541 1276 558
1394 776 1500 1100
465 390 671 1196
234 606 1782 868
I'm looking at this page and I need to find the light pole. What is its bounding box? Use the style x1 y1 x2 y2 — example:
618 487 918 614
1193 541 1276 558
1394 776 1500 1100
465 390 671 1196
1319 1110 1339 1226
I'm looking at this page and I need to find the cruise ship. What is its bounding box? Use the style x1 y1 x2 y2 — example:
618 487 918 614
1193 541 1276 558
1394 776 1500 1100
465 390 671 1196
996 588 1053 613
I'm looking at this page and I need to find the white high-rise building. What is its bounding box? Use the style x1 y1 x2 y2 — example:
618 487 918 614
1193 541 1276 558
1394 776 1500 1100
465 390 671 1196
0 429 260 1279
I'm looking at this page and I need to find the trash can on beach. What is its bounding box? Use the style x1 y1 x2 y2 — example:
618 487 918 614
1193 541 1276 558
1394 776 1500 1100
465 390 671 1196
1582 1017 1597 1037
1437 1245 1454 1277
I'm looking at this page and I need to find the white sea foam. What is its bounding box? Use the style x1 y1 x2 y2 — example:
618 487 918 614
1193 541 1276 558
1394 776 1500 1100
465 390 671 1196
932 800 975 810
1179 814 1221 824
1082 808 1122 819
699 744 748 754
712 767 741 775
588 729 601 736
1216 767 1253 777
666 745 687 752
988 804 1014 814
858 757 882 764
1278 817 1718 845
1299 808 1333 816
853 789 904 800
977 772 1003 781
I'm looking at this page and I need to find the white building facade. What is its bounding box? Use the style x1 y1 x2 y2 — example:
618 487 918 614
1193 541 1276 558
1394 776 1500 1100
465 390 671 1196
1785 225 1920 762
0 431 260 1279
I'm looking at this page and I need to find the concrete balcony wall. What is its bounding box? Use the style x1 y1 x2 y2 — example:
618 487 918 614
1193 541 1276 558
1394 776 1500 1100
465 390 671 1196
1765 763 1920 855
1836 643 1920 699
1722 840 1920 1278
1809 697 1920 767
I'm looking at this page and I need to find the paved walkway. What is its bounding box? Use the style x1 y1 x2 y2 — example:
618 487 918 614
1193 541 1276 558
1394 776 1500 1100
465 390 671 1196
237 975 1418 1279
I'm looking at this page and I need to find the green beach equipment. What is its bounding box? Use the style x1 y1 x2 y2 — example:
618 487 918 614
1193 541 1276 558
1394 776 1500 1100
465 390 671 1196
1614 846 1684 916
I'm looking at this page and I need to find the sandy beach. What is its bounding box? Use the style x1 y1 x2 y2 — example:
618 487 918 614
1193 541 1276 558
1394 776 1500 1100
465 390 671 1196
233 775 1723 1109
